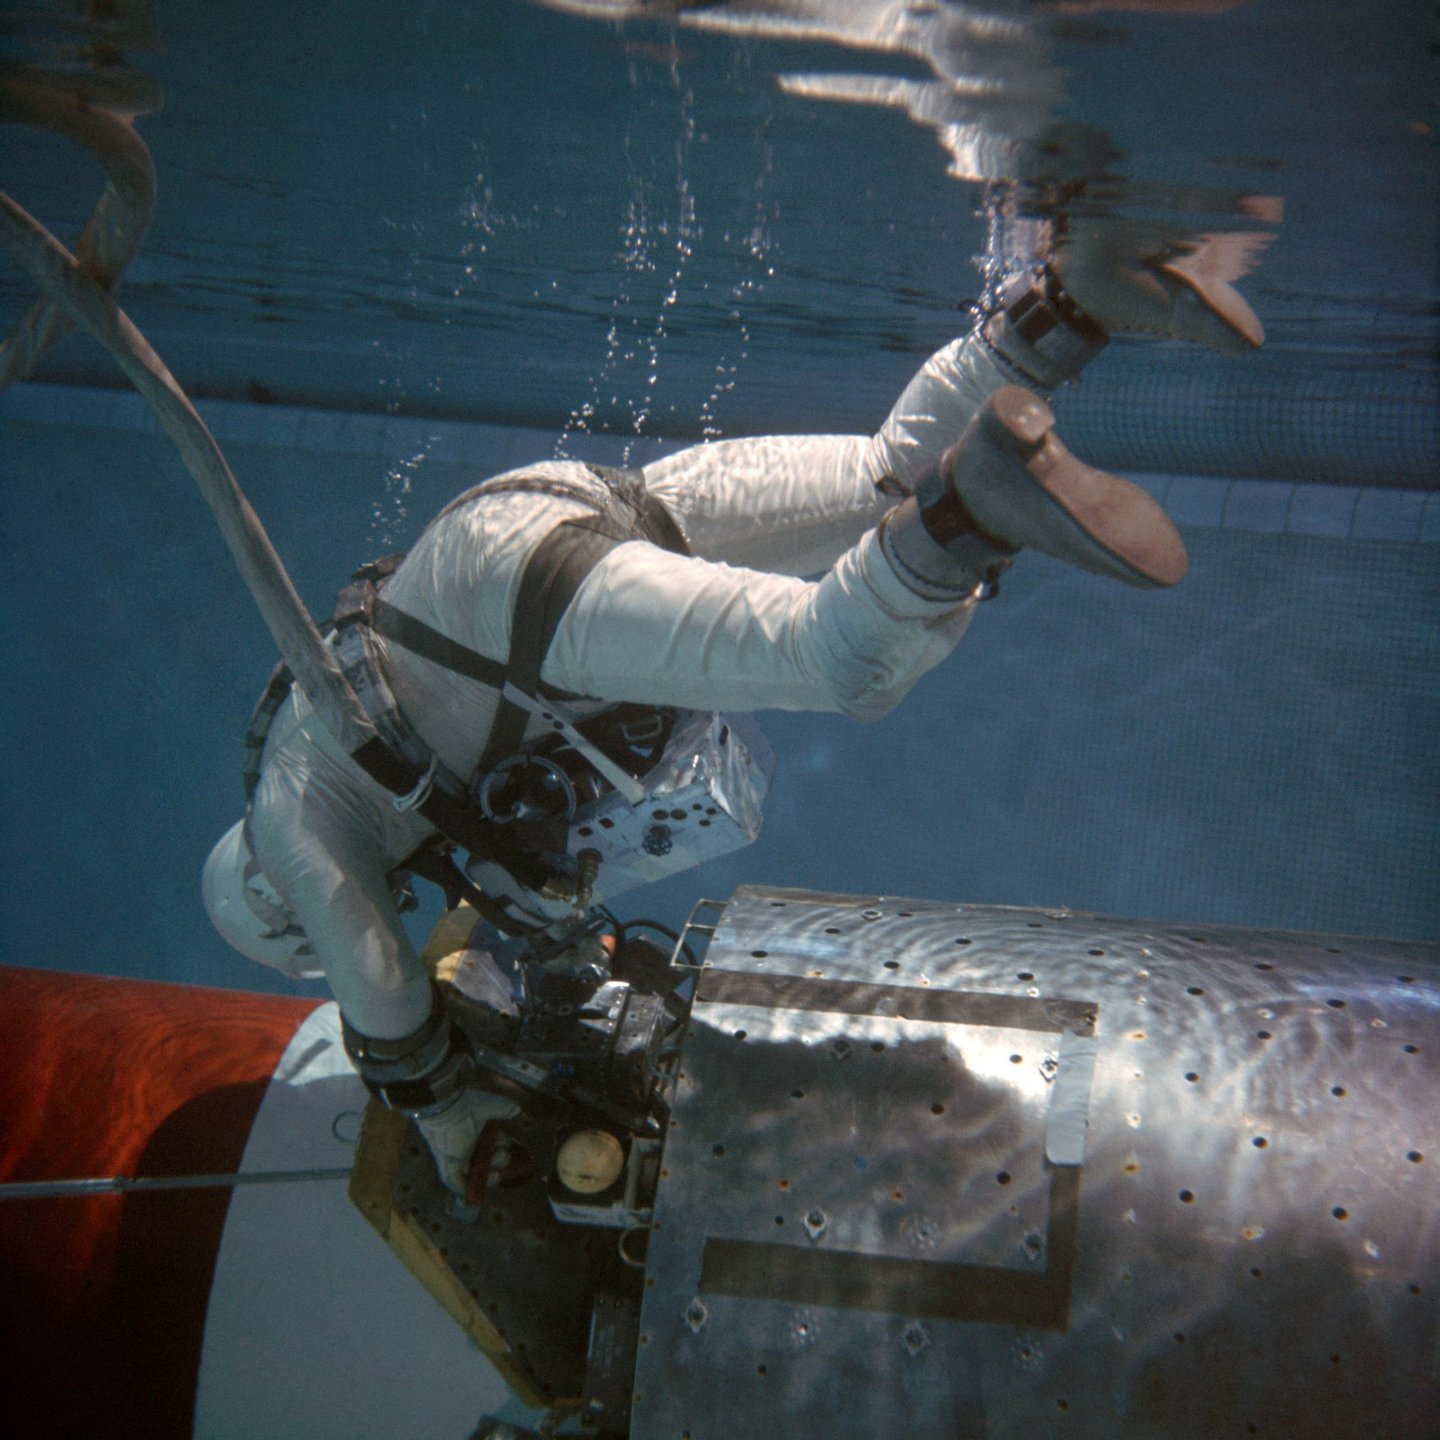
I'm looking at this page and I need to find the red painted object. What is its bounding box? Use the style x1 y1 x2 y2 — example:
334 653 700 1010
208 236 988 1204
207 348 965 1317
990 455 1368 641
0 966 320 1438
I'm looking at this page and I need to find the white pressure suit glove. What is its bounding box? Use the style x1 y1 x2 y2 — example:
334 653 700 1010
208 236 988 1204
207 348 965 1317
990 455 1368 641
414 1087 522 1201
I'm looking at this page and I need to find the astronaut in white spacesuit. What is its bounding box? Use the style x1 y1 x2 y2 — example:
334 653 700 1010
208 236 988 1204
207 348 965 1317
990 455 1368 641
203 240 1262 1197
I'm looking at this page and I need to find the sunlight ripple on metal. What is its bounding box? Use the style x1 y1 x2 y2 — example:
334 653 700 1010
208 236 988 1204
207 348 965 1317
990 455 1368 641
633 886 1437 1438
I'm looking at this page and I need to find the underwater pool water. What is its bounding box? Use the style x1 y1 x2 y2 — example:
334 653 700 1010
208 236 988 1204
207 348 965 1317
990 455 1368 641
1 0 1436 999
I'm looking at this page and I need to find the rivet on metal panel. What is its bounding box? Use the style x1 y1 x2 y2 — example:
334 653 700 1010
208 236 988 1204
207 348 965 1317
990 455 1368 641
830 1038 852 1060
861 909 882 921
1022 1231 1044 1261
904 1215 939 1250
790 1312 818 1348
1040 1054 1059 1083
902 1321 931 1357
685 1298 708 1334
804 1208 828 1241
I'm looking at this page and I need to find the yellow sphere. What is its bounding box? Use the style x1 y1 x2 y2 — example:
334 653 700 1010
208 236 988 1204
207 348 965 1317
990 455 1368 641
556 1129 626 1195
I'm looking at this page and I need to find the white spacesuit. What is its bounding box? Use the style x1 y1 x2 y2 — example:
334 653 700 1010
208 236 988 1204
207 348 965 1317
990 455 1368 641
204 249 1261 1195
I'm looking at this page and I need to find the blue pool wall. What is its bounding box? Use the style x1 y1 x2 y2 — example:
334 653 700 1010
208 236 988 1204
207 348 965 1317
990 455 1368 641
1 381 1436 1001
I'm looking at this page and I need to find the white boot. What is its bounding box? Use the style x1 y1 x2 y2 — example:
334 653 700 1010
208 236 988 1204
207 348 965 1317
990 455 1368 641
881 386 1186 595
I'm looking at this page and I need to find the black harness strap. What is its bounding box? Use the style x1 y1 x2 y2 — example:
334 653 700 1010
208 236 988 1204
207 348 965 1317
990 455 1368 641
245 466 692 928
476 519 628 773
369 599 510 692
474 468 690 774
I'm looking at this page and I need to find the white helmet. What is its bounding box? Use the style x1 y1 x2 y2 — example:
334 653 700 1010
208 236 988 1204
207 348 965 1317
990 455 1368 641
201 821 322 979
